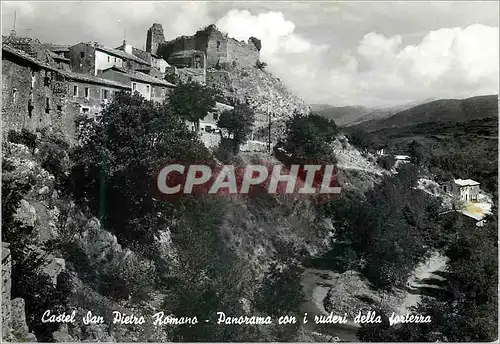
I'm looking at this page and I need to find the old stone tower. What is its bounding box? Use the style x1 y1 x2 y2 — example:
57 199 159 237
145 23 165 54
146 23 261 69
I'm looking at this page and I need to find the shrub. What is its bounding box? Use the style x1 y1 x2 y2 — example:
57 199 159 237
8 129 38 153
376 155 396 170
255 60 267 70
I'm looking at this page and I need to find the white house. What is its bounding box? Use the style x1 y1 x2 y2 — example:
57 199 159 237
99 66 175 101
442 179 481 203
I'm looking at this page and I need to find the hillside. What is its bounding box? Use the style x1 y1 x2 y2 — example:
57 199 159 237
351 94 498 132
208 65 310 124
310 98 436 127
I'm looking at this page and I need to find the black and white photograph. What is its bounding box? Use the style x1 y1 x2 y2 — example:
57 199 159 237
1 1 498 342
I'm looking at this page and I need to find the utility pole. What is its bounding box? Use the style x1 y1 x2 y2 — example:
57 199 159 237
268 111 271 153
10 10 16 37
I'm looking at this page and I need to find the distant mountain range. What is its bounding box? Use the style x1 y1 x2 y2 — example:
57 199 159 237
310 98 436 127
311 95 498 130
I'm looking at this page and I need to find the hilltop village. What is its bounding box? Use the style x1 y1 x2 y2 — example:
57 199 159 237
2 23 262 143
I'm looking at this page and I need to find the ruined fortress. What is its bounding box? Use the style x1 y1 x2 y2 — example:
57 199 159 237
147 23 261 70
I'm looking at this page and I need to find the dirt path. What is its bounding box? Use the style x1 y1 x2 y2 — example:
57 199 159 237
397 251 448 313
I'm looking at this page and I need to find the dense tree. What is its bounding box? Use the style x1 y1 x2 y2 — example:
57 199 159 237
376 155 396 170
359 213 498 342
254 260 305 341
216 101 256 157
168 80 221 131
281 112 338 165
408 140 429 166
71 91 215 252
319 164 443 289
217 102 255 144
347 129 371 151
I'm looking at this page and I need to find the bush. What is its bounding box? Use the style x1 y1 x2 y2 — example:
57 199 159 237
255 60 267 70
8 129 38 152
376 155 396 170
12 252 72 342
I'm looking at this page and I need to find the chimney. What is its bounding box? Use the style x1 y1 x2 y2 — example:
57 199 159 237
94 41 98 47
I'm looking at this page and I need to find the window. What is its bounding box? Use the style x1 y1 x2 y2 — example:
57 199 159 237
57 105 62 111
107 56 110 62
28 98 33 117
44 70 51 86
31 70 36 88
12 88 17 103
213 113 218 121
84 87 90 99
114 57 117 63
205 125 212 133
73 85 78 97
132 83 137 91
45 97 50 114
80 51 84 58
102 89 108 100
217 41 220 51
146 85 150 94
82 107 89 114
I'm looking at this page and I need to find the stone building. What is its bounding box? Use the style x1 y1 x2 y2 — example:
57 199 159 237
189 102 234 148
100 65 175 102
2 44 129 141
68 42 150 76
442 179 481 203
147 23 261 70
115 40 170 73
2 44 62 134
62 69 130 120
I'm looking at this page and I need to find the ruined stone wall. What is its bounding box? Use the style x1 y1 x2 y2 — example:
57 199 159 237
3 36 53 62
205 29 228 68
2 58 58 135
2 243 12 341
177 68 206 84
226 38 259 68
68 43 96 75
1 242 35 342
206 70 230 89
146 23 165 54
155 24 260 69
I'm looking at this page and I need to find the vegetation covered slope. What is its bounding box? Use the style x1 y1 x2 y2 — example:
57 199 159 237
350 94 498 132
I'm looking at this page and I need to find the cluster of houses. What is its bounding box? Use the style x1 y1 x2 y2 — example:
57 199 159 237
1 27 234 144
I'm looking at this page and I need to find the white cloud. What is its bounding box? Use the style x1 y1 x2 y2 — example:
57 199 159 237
217 9 498 107
2 2 497 107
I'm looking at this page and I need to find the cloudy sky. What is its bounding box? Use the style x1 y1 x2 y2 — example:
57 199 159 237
2 1 499 107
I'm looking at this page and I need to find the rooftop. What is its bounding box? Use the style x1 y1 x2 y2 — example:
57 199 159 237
102 66 176 87
61 69 129 89
3 44 56 70
3 45 129 89
95 44 150 65
47 50 70 62
454 179 480 186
